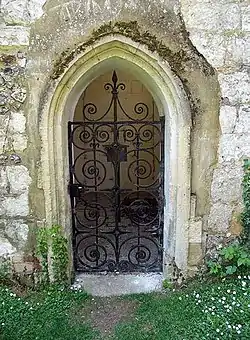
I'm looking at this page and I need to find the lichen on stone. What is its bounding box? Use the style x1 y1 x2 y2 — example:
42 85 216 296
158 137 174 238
50 20 214 81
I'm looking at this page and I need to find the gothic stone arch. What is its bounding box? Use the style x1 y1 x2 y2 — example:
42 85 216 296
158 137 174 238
27 13 220 280
39 36 191 277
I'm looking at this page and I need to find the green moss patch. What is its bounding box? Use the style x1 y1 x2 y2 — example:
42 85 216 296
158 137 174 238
51 21 214 81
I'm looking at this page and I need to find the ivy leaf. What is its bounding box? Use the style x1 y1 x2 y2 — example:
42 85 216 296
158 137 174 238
243 158 250 171
225 265 237 275
220 246 236 260
237 258 245 266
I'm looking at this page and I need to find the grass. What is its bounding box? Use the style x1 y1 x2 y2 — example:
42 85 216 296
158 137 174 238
0 277 249 340
113 277 250 340
0 285 98 340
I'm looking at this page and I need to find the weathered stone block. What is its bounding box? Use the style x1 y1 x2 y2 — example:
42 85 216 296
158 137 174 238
12 134 28 151
0 93 8 106
225 35 250 68
8 112 26 134
1 193 29 217
235 105 250 133
10 88 27 104
6 165 31 195
188 31 226 68
27 0 47 21
182 2 241 31
189 219 202 243
188 243 203 266
0 155 8 166
0 27 30 45
1 0 46 24
1 0 29 24
242 5 250 32
190 195 197 219
219 71 250 104
5 220 29 250
219 134 250 162
242 35 250 65
0 236 16 256
208 202 233 233
229 212 243 237
0 116 8 137
12 261 34 274
211 163 243 203
219 105 237 134
0 168 8 195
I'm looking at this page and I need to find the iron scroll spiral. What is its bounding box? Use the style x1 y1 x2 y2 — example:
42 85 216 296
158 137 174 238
82 103 98 121
73 151 108 188
76 235 116 270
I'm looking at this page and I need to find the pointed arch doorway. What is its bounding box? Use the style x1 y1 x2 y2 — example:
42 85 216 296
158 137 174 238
68 70 165 273
40 37 192 282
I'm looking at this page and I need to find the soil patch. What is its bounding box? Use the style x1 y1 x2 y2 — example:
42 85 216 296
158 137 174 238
0 278 29 297
79 296 139 336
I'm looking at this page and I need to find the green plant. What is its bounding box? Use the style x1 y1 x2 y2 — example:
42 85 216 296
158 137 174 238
115 277 250 340
0 284 95 340
207 244 250 278
241 158 250 243
0 277 250 339
50 225 69 283
207 159 250 279
36 225 69 284
0 256 11 282
36 227 49 284
162 279 173 290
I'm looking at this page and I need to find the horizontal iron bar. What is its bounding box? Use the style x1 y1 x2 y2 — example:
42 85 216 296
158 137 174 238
72 188 162 193
69 120 162 126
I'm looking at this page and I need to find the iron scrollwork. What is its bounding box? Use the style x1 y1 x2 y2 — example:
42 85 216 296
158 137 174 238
68 71 164 273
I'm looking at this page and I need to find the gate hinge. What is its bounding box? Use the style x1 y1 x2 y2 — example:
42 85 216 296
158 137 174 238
68 183 83 197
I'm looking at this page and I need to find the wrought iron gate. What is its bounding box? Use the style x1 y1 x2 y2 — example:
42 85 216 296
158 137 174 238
68 71 164 273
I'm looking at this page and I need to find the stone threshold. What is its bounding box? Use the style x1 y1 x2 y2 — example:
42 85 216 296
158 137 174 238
73 273 163 297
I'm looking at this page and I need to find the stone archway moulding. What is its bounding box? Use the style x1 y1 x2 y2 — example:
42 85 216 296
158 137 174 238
40 35 192 277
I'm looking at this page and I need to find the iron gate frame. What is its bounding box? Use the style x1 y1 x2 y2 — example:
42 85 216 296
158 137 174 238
68 71 165 273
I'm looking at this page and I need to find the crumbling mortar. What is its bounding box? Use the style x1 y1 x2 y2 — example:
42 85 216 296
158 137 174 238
232 104 240 133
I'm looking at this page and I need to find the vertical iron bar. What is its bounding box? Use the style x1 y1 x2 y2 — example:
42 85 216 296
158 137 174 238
68 122 77 271
136 131 140 266
112 71 120 267
92 124 99 268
